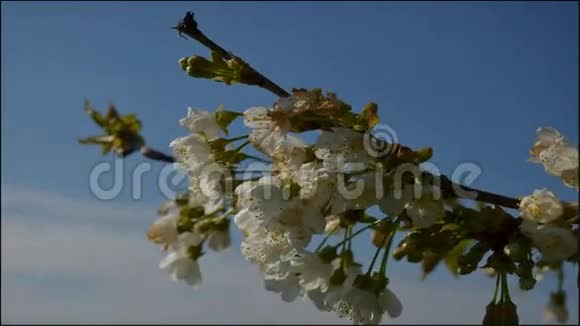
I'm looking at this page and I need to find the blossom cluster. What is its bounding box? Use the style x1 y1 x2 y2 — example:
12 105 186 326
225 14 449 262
145 88 578 325
514 127 578 265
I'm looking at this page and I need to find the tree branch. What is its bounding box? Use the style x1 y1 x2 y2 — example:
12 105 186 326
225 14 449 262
441 176 520 209
140 146 175 163
173 11 290 98
170 11 535 211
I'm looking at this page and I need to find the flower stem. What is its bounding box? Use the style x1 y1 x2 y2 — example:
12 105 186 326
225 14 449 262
233 140 251 152
227 134 249 143
341 227 348 253
379 232 396 275
501 272 511 302
332 219 385 250
366 245 384 275
492 273 501 304
557 267 564 292
347 226 352 251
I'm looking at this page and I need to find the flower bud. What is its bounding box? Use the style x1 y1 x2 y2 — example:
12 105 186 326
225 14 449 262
421 252 441 279
497 301 519 326
178 57 189 71
406 251 423 263
393 244 407 260
518 277 535 291
187 55 211 67
482 302 498 326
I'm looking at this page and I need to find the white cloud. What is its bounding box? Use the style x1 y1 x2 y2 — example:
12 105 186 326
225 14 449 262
1 187 578 324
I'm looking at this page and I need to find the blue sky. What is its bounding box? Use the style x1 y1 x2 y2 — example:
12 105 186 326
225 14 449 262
1 1 578 324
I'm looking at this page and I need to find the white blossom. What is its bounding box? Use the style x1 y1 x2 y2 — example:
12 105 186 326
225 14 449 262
404 188 445 228
234 179 319 239
240 227 298 266
290 250 338 292
314 127 370 172
330 172 381 214
147 202 179 249
170 133 213 174
530 127 578 189
292 162 334 201
272 135 308 179
159 232 203 287
263 271 303 302
378 183 416 218
179 107 221 140
519 188 564 224
324 214 344 237
244 106 290 155
519 220 577 262
307 263 362 312
207 229 230 252
335 280 402 325
242 176 325 234
188 174 225 215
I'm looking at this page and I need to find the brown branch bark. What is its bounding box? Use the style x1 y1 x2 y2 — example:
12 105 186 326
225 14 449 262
168 11 549 211
140 146 175 163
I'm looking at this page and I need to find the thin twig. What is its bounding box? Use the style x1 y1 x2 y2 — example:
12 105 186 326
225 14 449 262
140 146 175 163
441 176 520 209
170 11 537 210
173 12 290 98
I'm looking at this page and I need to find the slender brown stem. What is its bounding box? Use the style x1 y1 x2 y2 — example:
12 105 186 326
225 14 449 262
140 146 175 163
173 12 290 98
440 175 520 209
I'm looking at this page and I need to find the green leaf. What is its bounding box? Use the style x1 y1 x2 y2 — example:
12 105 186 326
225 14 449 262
105 104 120 121
458 241 490 274
101 141 113 155
215 106 242 135
421 252 442 280
84 100 107 128
121 114 142 134
444 239 474 277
